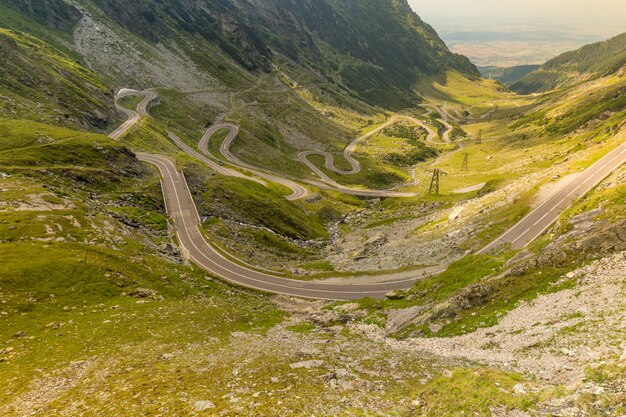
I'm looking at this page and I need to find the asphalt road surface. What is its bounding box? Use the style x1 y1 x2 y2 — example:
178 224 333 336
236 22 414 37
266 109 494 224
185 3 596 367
167 130 262 184
108 89 158 140
479 138 626 253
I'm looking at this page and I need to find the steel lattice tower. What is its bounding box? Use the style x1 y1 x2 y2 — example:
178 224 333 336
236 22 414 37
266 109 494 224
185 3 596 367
427 168 447 195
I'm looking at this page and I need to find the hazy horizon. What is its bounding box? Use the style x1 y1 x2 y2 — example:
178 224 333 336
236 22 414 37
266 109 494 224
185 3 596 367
408 0 625 66
409 0 626 28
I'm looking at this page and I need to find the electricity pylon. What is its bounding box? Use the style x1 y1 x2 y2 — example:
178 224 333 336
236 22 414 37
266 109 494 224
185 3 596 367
461 153 469 171
427 168 447 195
476 129 482 145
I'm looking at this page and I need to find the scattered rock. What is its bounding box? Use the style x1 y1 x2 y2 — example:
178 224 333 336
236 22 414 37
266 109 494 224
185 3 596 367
385 305 426 334
351 247 368 260
513 383 527 395
157 242 184 264
194 400 216 411
14 331 25 338
289 360 324 369
385 291 405 300
339 379 354 390
299 346 320 355
305 194 322 203
364 235 386 247
128 288 160 299
334 303 360 313
429 323 443 334
448 206 465 221
502 209 626 276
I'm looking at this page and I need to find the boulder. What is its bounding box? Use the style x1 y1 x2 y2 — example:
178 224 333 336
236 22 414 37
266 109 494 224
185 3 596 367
385 305 426 334
194 400 216 411
428 323 443 334
384 290 405 300
129 288 158 299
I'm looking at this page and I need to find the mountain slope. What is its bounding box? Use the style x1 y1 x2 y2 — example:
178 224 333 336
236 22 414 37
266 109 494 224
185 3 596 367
511 32 626 94
0 0 478 109
238 0 479 107
0 28 115 131
0 0 81 31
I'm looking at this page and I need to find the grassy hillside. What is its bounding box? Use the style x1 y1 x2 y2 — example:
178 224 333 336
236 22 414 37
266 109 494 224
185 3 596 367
243 0 479 108
0 29 115 131
511 32 626 94
0 120 287 415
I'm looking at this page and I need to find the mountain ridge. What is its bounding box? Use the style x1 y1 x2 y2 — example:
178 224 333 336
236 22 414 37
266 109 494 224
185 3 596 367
0 0 479 109
511 31 626 94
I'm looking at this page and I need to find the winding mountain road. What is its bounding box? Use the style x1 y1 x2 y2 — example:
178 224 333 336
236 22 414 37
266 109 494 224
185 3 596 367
167 130 264 185
124 90 447 199
135 152 440 299
420 104 455 143
297 115 441 181
199 119 420 198
421 103 460 124
110 89 626 299
467 105 497 121
200 124 308 200
108 89 158 140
